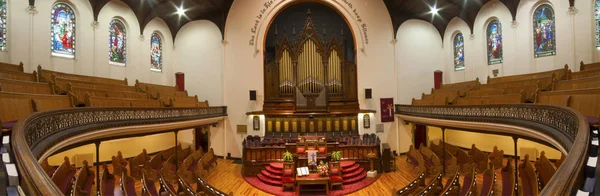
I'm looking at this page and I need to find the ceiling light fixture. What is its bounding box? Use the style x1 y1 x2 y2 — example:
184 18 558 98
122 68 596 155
429 5 440 15
176 6 186 16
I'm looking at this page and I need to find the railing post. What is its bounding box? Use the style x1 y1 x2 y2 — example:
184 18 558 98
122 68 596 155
513 136 518 194
95 141 101 196
442 127 446 176
175 130 179 171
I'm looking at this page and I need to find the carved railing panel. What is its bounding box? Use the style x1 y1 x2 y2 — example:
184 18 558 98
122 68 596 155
12 106 227 195
394 104 589 195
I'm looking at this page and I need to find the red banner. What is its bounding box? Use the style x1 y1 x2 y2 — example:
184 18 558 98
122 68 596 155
380 98 394 122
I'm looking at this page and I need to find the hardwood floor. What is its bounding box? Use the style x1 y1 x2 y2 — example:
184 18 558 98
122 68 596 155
87 155 523 196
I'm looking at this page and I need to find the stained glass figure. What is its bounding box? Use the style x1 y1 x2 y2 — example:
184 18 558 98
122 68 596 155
454 33 465 71
150 32 162 72
0 0 7 51
533 4 556 58
109 19 126 66
51 3 76 58
487 19 503 65
594 0 600 50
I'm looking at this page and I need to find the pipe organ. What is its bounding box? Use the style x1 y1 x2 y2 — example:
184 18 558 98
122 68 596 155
263 10 359 113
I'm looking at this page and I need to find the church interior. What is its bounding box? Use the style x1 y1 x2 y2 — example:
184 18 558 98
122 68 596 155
0 0 599 195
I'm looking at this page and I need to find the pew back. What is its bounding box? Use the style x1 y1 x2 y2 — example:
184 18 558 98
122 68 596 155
534 151 556 188
0 62 24 72
0 92 73 124
52 75 136 94
580 61 600 71
0 78 55 94
553 76 600 91
38 65 127 85
0 69 37 82
487 65 567 84
570 68 600 79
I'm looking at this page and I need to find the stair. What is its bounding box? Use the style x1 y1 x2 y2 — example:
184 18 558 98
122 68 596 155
257 162 284 186
340 160 367 185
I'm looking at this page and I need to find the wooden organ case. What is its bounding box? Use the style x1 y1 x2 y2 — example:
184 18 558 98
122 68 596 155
263 11 359 114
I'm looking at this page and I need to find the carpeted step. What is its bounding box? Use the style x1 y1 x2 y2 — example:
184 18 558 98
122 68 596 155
340 161 356 168
342 167 364 179
343 164 360 173
261 169 282 181
342 171 367 184
269 162 284 170
257 173 282 186
265 165 283 175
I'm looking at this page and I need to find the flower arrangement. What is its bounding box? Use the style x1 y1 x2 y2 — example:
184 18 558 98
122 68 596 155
317 161 329 177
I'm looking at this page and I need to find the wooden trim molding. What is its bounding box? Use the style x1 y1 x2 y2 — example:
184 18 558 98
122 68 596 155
395 104 589 195
11 106 227 196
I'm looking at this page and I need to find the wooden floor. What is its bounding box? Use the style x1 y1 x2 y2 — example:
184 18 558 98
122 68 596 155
88 155 520 196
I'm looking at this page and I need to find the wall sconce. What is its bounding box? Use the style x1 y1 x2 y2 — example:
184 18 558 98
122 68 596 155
363 114 370 129
253 115 260 130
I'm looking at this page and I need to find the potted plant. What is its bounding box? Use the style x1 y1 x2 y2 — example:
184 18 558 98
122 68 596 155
283 151 293 162
331 151 341 162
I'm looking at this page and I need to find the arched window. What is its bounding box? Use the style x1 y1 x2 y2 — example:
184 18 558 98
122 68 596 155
487 19 503 65
453 33 465 71
51 3 76 58
0 0 7 52
109 18 126 66
533 4 555 58
150 32 163 72
595 0 600 50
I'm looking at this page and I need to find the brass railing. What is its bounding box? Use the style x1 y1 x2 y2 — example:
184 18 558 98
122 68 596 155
395 104 589 195
12 106 227 195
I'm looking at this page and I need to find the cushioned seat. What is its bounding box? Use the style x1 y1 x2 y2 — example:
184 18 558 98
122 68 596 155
330 176 342 182
282 177 295 183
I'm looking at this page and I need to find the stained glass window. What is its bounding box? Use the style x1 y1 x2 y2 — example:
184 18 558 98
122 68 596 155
0 0 7 52
109 19 126 66
150 32 163 72
453 33 465 71
51 3 76 58
487 19 503 65
533 4 555 58
594 0 600 50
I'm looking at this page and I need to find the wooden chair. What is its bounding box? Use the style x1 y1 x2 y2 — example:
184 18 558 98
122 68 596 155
468 144 489 173
488 146 504 169
534 151 556 188
459 164 476 196
141 169 159 196
0 78 54 94
71 160 95 196
418 144 443 176
406 145 426 172
282 161 295 191
480 165 495 196
51 157 77 195
120 168 137 196
129 149 150 180
501 161 516 196
329 161 342 189
519 154 539 196
100 164 115 196
392 171 425 195
0 62 24 72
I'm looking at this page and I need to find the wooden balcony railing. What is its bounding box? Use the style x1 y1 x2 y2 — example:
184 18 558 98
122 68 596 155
12 106 227 196
395 104 590 195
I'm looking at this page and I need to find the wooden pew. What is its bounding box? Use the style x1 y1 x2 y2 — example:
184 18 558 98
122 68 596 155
487 64 568 84
111 151 127 177
519 154 539 196
459 164 476 196
159 161 178 195
440 169 460 196
0 78 54 94
135 80 187 98
468 144 489 173
51 157 77 195
406 145 427 172
178 171 199 195
129 149 150 180
431 88 463 99
0 62 24 72
413 171 442 195
537 93 600 117
580 61 600 71
482 75 554 91
0 69 37 82
169 96 199 107
40 158 57 178
488 146 504 169
69 85 149 105
429 142 459 176
480 165 495 196
466 88 504 97
501 161 516 196
0 92 74 129
411 97 447 106
85 93 163 108
534 151 556 189
141 169 159 196
37 65 127 85
52 75 136 94
440 78 480 90
100 164 115 196
72 160 95 196
454 91 526 105
443 142 460 157
570 68 600 79
146 145 180 171
392 172 425 195
552 76 600 91
555 154 566 168
198 148 218 175
418 144 443 176
120 168 136 196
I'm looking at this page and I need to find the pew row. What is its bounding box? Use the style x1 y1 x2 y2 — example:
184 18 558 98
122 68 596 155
52 75 136 94
37 65 127 85
534 151 556 189
84 93 163 107
519 154 539 196
69 85 150 105
418 144 443 176
51 157 76 195
0 78 54 94
580 61 600 71
0 92 74 130
0 62 24 72
393 172 425 195
0 69 37 82
552 75 600 91
99 164 115 196
71 160 94 196
487 64 568 84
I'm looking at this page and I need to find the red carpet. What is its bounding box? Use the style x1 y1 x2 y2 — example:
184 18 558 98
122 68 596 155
245 161 380 196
